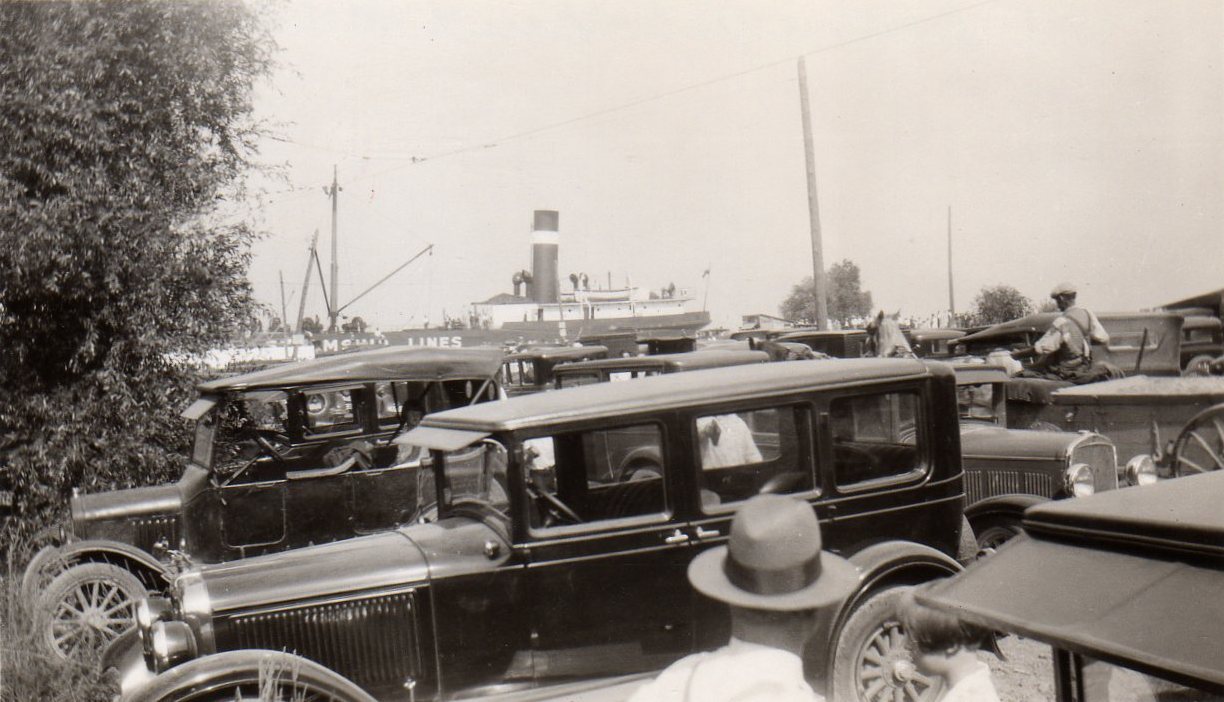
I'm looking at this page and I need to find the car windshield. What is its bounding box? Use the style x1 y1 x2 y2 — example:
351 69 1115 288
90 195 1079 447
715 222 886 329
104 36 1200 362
196 390 289 471
435 440 510 520
956 383 997 422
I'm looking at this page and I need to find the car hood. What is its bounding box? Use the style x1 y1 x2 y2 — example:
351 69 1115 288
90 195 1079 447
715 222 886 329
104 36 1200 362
958 423 1080 459
72 483 182 527
197 517 510 615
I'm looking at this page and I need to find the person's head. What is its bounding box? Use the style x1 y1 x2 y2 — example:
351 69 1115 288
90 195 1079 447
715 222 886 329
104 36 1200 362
898 588 992 676
1050 282 1078 311
687 494 859 652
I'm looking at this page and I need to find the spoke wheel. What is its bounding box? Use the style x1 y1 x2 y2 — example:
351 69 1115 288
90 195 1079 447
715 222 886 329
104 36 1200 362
20 544 71 610
1171 404 1224 477
833 586 942 702
145 651 378 702
974 518 1022 555
34 562 146 661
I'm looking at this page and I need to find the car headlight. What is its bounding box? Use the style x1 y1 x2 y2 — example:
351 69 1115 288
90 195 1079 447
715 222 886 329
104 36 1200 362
137 596 171 666
1125 454 1158 487
150 620 198 673
306 393 328 415
1065 462 1094 497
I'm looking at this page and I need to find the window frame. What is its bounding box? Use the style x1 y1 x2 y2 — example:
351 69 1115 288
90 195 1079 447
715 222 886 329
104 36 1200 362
822 385 930 495
689 399 820 515
517 419 674 539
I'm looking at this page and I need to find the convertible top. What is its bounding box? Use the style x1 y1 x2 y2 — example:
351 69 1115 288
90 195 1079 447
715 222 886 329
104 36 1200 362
920 471 1224 692
197 346 504 393
553 349 768 374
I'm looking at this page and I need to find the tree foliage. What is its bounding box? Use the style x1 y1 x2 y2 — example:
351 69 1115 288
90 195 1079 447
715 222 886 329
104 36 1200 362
971 285 1034 325
780 259 874 326
0 2 273 541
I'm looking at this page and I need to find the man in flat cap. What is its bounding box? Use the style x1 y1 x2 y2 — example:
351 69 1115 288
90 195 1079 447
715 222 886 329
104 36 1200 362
628 494 859 702
1016 282 1111 383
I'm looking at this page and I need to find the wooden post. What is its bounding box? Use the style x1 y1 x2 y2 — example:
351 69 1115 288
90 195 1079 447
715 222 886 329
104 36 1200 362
278 270 288 338
295 229 320 333
797 57 829 330
947 205 955 323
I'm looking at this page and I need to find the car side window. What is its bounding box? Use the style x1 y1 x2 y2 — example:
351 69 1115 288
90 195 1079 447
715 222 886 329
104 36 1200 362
696 406 814 510
557 372 601 388
524 424 668 532
609 370 657 382
302 388 361 436
829 391 923 488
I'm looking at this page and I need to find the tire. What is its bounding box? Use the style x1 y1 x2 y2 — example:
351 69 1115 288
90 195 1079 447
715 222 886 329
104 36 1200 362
33 562 147 661
129 650 378 702
1028 420 1063 432
974 517 1022 554
832 586 942 702
955 516 978 565
1182 354 1216 377
20 545 72 610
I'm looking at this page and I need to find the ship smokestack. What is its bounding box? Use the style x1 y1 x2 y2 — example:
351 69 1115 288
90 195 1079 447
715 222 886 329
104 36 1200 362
531 210 559 304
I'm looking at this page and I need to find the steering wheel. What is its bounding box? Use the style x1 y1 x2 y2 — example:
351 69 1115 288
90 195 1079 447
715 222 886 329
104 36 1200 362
251 429 292 464
525 483 582 526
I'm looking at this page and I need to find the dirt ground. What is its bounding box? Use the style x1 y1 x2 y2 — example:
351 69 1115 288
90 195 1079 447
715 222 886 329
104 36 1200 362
986 635 1056 702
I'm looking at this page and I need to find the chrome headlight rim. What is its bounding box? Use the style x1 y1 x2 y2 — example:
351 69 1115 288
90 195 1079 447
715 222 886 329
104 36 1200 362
149 620 198 673
137 596 171 667
1124 454 1158 486
1065 462 1094 497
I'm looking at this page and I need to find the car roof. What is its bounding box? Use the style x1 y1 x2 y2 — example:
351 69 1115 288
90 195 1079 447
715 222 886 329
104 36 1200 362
552 349 769 374
920 471 1224 692
504 345 608 362
945 364 1010 385
906 328 966 341
197 346 505 393
775 329 866 342
422 358 935 432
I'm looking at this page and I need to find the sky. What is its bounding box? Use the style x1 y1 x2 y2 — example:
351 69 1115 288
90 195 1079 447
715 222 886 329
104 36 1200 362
239 0 1224 332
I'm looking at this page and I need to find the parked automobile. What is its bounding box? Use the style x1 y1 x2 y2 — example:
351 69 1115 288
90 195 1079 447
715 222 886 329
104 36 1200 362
108 358 970 702
24 346 504 661
1179 314 1224 373
500 345 609 396
949 364 1147 550
774 329 869 358
920 470 1224 700
906 328 966 359
552 349 769 388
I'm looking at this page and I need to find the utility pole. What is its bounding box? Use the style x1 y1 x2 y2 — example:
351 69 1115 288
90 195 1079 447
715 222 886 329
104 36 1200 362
278 270 288 338
326 165 341 331
797 56 829 330
296 229 320 333
947 205 955 324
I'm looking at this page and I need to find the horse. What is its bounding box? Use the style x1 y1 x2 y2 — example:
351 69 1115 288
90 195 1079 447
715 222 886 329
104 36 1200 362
864 311 916 358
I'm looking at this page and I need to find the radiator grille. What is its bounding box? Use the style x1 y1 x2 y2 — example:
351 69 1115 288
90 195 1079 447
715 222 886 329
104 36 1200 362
133 515 180 553
228 590 420 690
964 470 1055 505
1072 440 1118 493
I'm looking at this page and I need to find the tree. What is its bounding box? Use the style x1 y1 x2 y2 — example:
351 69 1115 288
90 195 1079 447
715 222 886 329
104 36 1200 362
780 260 873 326
0 2 273 542
971 285 1034 325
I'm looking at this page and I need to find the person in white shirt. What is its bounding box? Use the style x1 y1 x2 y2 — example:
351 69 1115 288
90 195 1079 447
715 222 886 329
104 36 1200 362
628 494 859 702
899 588 1001 702
1017 282 1112 382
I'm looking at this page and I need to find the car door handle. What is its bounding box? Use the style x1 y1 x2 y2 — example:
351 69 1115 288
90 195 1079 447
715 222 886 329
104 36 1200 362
664 530 690 545
695 526 720 539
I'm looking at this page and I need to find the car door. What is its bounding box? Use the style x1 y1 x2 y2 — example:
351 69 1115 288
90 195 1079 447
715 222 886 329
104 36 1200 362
519 422 696 680
683 401 826 650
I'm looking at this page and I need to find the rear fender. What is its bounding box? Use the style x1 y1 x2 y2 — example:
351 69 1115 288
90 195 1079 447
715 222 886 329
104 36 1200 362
126 650 377 702
965 493 1048 525
54 539 168 591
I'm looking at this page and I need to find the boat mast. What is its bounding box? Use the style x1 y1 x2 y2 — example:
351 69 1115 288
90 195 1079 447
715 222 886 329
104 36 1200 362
326 165 341 331
295 228 320 333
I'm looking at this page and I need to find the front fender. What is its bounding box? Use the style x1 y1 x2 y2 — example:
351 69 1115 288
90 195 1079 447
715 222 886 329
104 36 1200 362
55 539 168 589
964 493 1049 524
124 650 377 702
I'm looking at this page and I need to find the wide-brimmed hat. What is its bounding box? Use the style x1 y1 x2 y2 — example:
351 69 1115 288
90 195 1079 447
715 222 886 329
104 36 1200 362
1050 282 1077 298
688 494 859 611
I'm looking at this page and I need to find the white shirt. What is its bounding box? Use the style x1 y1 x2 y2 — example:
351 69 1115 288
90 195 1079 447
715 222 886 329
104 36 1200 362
940 660 1001 702
697 415 763 469
627 639 824 702
1033 306 1109 357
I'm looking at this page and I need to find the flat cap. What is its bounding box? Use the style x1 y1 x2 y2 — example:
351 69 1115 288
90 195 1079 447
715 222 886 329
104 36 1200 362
1050 282 1077 298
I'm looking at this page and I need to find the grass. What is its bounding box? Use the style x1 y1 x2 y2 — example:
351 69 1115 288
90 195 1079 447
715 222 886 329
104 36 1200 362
0 545 114 702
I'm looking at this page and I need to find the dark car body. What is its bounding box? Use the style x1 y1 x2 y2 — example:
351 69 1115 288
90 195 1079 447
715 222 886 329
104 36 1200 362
774 329 869 358
114 359 969 702
921 471 1224 700
1180 314 1224 368
949 365 1126 548
552 349 769 388
500 345 609 396
45 346 504 579
906 328 966 359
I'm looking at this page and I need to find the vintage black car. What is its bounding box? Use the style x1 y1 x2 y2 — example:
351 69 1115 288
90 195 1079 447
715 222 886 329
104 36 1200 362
25 346 503 661
109 358 969 702
551 349 769 388
775 329 869 358
950 364 1144 550
920 470 1224 700
500 345 609 396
